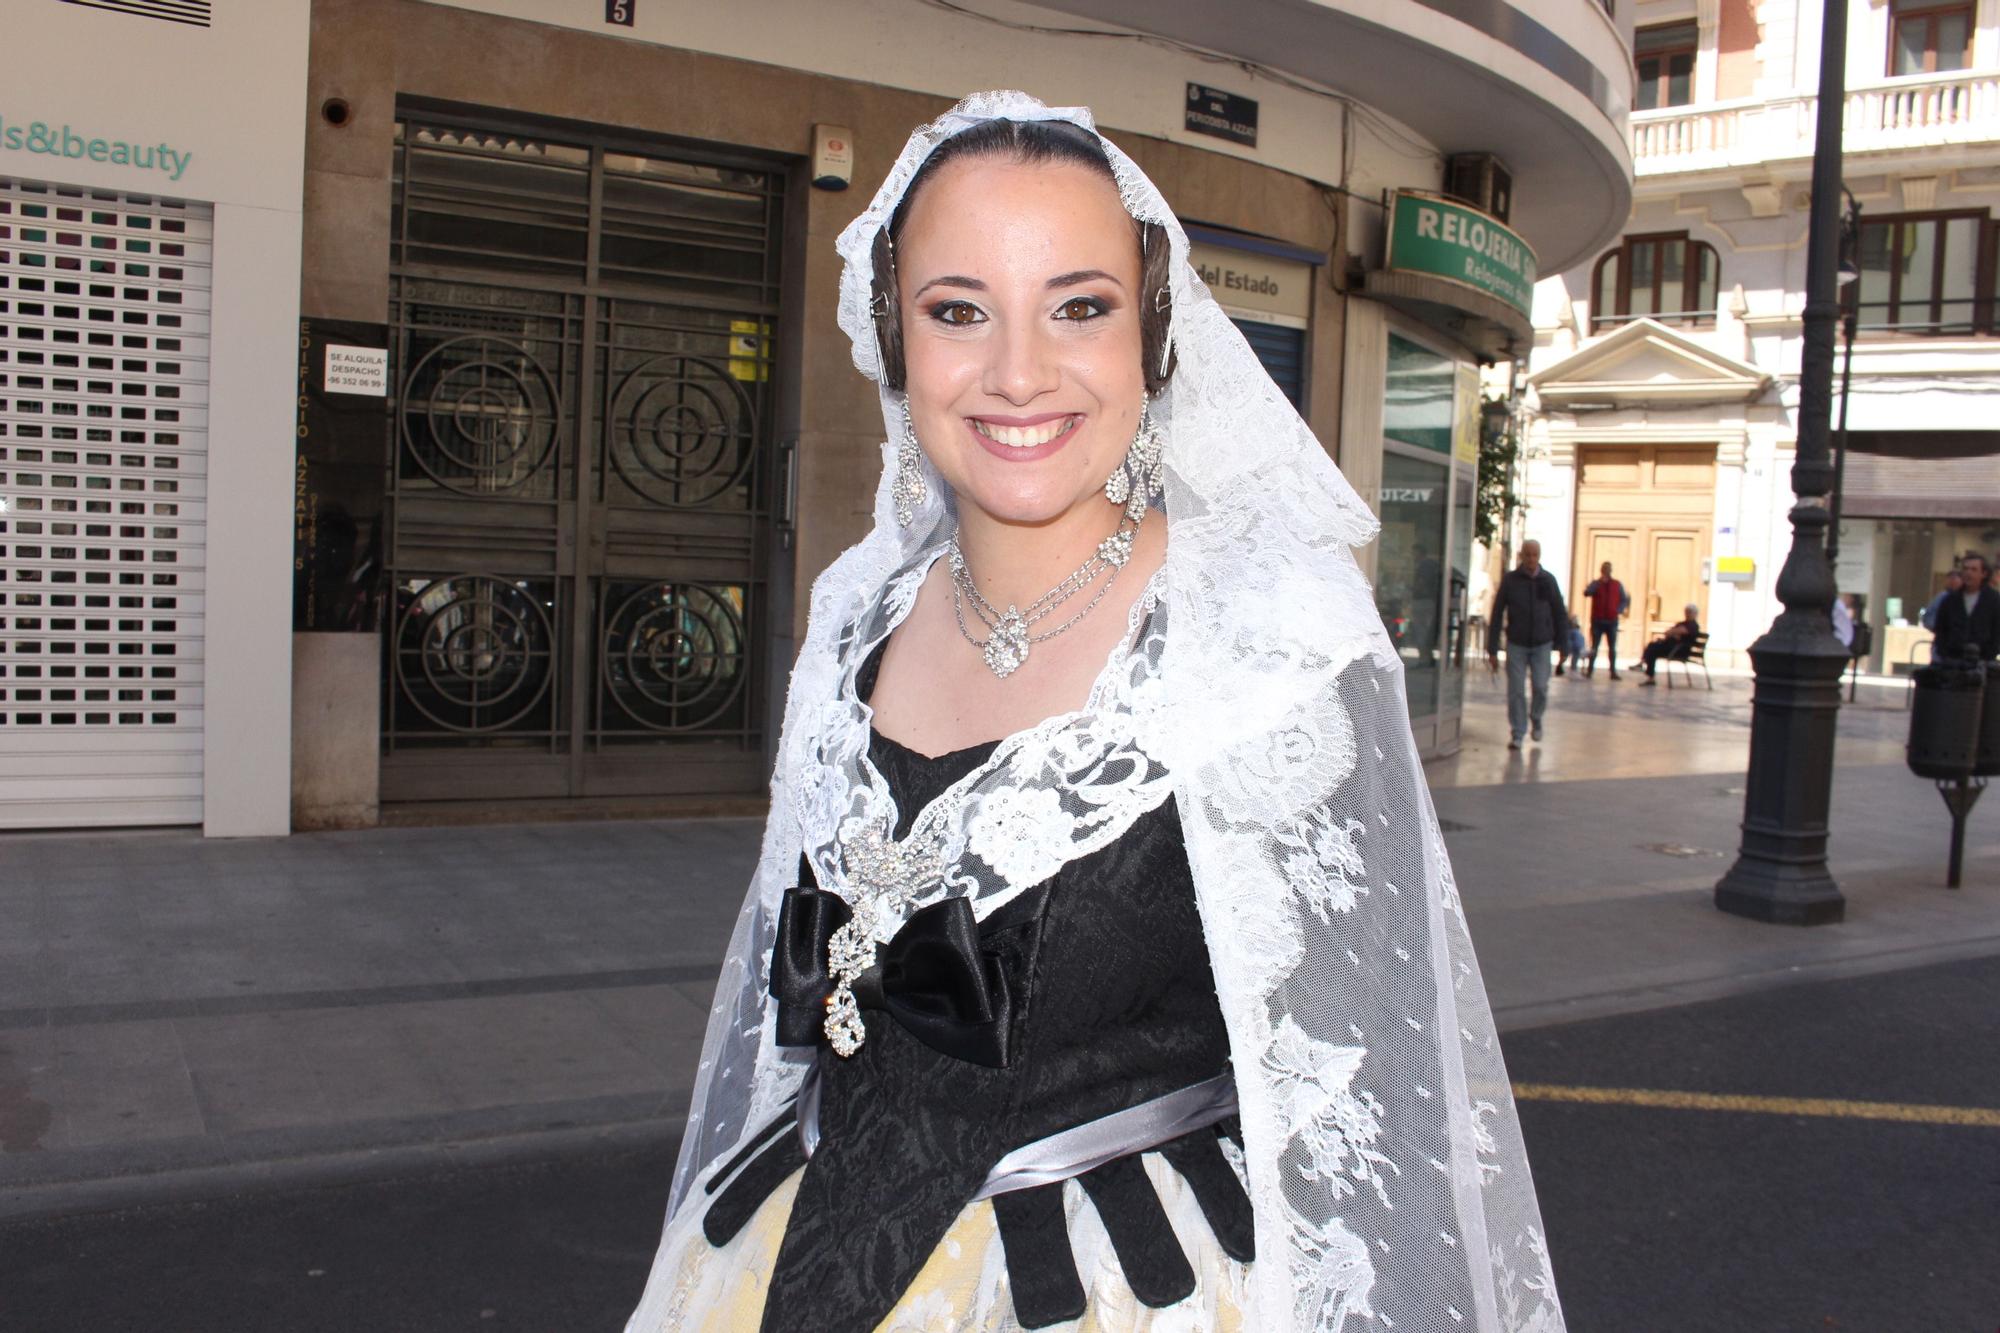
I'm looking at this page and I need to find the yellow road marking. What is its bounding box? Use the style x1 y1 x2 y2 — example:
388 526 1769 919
1512 1082 2000 1128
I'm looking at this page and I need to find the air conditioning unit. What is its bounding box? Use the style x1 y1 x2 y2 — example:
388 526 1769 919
1444 153 1513 225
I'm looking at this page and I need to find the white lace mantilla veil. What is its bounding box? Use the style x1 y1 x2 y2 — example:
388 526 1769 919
656 92 1565 1332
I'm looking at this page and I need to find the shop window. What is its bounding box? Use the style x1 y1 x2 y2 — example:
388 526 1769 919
1378 451 1448 719
1382 334 1471 723
1889 0 1972 76
1850 210 1996 335
1590 233 1720 330
1635 22 1698 111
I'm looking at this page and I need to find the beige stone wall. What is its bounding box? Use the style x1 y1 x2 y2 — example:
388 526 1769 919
297 0 1345 817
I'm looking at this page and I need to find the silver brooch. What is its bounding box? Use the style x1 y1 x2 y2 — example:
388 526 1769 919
824 816 946 1056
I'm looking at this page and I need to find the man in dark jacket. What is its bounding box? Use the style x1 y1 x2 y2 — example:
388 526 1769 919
1485 540 1567 749
1935 552 2000 661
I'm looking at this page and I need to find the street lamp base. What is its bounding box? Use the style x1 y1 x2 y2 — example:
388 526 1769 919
1714 864 1847 925
1713 616 1852 927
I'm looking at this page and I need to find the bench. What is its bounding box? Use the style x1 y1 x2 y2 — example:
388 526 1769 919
1664 631 1712 691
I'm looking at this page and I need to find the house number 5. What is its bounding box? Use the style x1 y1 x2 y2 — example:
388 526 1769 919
605 0 634 25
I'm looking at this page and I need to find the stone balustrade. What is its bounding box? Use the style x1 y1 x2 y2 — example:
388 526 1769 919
1631 70 2000 175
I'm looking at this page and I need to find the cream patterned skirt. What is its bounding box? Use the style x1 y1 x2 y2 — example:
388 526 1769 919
626 1149 1253 1332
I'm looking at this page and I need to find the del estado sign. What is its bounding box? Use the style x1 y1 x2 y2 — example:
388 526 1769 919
1383 191 1536 319
1189 242 1311 327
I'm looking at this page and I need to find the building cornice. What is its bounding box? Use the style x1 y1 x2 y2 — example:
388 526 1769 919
1544 423 1751 467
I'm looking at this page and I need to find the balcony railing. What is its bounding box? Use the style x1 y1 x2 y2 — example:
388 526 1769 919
1849 71 2000 147
1631 69 2000 173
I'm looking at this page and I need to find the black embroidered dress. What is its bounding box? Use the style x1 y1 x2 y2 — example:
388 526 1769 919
627 639 1255 1332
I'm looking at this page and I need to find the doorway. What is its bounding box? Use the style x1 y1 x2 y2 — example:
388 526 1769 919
380 112 786 803
1572 444 1715 652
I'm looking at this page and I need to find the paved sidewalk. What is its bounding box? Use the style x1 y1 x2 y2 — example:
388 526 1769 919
1 672 1994 1221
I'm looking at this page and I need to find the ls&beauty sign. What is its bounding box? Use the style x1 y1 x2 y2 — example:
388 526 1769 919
0 113 193 182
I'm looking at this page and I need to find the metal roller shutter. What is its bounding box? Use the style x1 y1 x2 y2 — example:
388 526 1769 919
1233 317 1306 409
0 178 210 828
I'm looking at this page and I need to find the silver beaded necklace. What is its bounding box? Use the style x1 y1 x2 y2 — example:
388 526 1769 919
947 510 1142 679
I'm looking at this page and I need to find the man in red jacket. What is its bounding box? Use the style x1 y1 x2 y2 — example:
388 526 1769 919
1582 561 1627 680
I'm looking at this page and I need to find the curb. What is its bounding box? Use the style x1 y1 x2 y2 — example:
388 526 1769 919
0 1114 686 1227
1495 930 2000 1034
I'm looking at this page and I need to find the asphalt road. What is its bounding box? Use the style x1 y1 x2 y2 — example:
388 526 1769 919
1508 952 2000 1333
5 957 1998 1333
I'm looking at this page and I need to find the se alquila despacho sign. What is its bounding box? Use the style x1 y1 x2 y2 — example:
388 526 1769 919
0 114 193 181
1384 191 1536 318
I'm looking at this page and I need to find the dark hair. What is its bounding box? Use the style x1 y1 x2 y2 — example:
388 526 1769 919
869 119 1176 394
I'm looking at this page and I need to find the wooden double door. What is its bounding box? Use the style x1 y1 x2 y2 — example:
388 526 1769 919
1571 445 1715 647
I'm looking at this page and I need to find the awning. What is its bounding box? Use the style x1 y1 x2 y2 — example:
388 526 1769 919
1353 268 1532 363
1839 430 2000 520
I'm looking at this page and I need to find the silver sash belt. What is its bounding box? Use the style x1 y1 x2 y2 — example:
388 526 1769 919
795 1063 1238 1202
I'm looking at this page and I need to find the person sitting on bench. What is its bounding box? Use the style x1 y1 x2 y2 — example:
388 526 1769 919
1636 604 1700 685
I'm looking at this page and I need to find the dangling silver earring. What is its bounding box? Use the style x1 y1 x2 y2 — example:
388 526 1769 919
1106 400 1163 520
893 397 928 527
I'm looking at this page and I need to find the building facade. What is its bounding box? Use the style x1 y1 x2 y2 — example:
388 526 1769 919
3 0 1632 833
1521 0 2000 673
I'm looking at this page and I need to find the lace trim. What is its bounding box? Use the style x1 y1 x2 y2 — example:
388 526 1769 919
791 547 1172 935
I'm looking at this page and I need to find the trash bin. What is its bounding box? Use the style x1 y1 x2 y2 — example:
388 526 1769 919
1908 656 1986 781
1980 670 2000 778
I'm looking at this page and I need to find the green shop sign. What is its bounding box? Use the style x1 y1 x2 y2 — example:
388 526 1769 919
1384 191 1535 318
0 113 193 182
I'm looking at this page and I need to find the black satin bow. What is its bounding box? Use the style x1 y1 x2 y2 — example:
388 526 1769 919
771 887 1016 1067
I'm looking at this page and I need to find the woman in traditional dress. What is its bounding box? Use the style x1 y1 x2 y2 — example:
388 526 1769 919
626 92 1565 1333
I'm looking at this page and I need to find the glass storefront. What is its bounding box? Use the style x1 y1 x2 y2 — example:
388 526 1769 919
1444 460 1475 716
1378 331 1480 751
1833 515 2000 673
1380 451 1450 716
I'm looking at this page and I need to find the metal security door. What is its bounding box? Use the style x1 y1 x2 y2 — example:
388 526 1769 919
1233 318 1306 408
0 178 210 828
382 115 782 803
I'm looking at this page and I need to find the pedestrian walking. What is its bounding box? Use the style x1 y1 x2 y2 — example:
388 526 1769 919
625 93 1563 1333
1637 603 1701 684
1486 539 1567 748
1934 552 2000 661
1920 569 1963 632
1582 561 1627 679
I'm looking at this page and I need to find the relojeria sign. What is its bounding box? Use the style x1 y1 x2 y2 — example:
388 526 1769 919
1384 191 1536 319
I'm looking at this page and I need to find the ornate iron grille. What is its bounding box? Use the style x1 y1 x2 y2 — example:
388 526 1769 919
384 113 782 802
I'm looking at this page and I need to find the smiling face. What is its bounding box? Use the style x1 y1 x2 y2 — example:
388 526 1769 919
894 155 1146 530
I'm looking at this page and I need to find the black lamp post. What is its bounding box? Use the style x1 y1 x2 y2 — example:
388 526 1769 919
1826 188 1862 575
1714 0 1852 925
1827 189 1863 700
